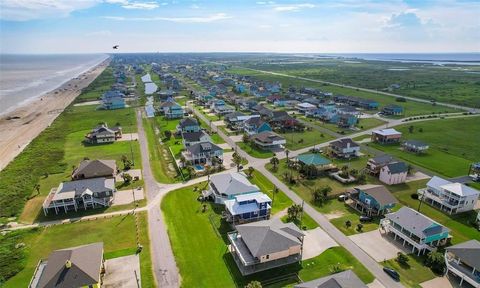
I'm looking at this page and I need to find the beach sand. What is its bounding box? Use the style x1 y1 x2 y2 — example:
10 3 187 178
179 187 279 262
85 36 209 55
0 58 111 171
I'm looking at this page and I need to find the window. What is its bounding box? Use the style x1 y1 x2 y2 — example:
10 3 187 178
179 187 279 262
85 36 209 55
265 255 269 260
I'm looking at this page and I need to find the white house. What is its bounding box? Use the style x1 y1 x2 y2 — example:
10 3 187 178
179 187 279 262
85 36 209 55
296 102 317 114
203 172 260 204
379 162 408 185
418 176 480 214
328 138 360 159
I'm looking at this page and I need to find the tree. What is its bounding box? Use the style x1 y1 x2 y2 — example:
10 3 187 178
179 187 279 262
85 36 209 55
164 130 172 140
179 155 186 168
396 252 409 265
408 125 414 133
312 186 331 205
232 152 243 172
122 173 133 184
345 220 352 228
34 184 41 196
425 251 446 273
242 133 250 144
245 281 262 288
285 149 290 164
287 204 303 222
356 223 364 232
270 156 279 170
247 166 255 177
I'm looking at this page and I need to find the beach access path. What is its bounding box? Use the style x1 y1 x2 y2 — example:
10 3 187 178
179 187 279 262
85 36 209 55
0 58 111 172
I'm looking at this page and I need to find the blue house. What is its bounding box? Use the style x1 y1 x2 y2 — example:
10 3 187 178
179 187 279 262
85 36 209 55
243 117 272 136
382 104 404 115
234 83 246 93
98 97 126 110
331 114 358 128
160 101 184 119
358 99 379 110
224 192 272 225
347 184 398 216
177 117 201 133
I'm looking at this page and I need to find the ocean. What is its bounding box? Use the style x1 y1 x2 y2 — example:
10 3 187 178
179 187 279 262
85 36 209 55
317 53 480 65
0 54 109 115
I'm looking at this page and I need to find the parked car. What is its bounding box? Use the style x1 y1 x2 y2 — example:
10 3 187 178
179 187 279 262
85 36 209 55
338 194 348 201
359 215 372 222
383 267 400 281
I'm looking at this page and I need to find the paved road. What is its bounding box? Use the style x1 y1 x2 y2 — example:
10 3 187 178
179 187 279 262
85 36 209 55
136 109 180 288
230 65 480 114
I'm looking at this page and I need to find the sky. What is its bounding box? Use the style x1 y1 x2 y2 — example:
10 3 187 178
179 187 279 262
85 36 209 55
0 0 479 54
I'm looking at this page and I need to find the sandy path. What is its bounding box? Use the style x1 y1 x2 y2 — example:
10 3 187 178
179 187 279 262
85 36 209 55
0 58 110 171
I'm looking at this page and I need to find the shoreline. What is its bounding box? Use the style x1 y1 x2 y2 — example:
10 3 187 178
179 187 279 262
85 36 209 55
0 55 109 117
0 57 111 172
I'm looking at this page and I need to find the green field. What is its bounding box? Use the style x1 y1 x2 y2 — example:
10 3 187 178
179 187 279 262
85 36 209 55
75 67 114 103
368 117 480 177
237 142 275 159
226 67 458 116
161 182 373 288
2 213 153 287
236 58 480 108
281 129 335 150
381 254 437 288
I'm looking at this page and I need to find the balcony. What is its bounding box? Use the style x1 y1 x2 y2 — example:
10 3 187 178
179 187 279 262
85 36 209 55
446 256 480 288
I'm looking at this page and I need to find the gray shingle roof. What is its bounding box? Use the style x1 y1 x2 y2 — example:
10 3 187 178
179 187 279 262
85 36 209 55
210 172 259 197
179 117 198 128
294 270 367 288
385 162 408 174
186 141 222 155
386 207 450 239
330 138 359 149
72 160 116 179
446 240 480 271
56 178 115 200
236 218 304 258
37 242 103 288
370 154 393 165
251 131 284 144
355 185 398 206
182 131 209 142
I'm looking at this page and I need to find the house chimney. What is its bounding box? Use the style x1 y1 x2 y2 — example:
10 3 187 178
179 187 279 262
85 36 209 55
65 260 72 269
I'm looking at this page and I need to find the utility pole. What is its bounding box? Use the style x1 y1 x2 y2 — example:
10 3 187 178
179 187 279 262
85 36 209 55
299 200 305 228
130 119 135 166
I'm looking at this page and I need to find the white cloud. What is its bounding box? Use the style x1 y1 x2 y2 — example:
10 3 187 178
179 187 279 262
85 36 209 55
256 1 275 4
0 0 100 21
273 3 315 12
103 13 232 23
121 1 159 10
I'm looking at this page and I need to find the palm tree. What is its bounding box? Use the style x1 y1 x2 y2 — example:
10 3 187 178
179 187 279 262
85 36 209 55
232 152 243 172
270 156 279 170
285 149 290 164
179 155 186 168
247 166 255 177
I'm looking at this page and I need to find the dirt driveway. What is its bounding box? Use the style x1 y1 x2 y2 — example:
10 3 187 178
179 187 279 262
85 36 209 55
104 254 141 288
302 227 338 260
348 229 410 262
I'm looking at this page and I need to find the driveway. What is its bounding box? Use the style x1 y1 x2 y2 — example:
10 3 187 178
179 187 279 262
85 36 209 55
118 133 139 141
348 229 410 262
113 188 145 206
229 135 243 142
420 276 461 288
222 152 235 170
302 227 339 260
116 169 143 182
406 171 431 183
212 120 225 126
104 254 141 288
218 143 232 150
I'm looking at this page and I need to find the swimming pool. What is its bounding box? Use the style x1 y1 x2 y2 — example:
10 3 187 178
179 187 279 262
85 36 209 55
194 165 205 171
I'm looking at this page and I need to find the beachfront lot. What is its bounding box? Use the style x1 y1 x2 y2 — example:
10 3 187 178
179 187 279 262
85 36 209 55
17 105 144 223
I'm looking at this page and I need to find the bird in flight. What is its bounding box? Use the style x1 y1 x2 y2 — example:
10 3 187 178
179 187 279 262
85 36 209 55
113 45 119 49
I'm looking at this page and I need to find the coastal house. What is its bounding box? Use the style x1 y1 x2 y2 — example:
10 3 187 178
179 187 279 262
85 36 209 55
381 207 450 255
239 99 257 110
177 117 201 133
204 172 260 204
227 218 304 275
243 117 272 136
445 240 480 288
269 111 302 131
331 113 358 128
382 104 404 116
347 184 398 216
225 112 260 130
84 123 122 144
182 131 211 147
182 142 223 166
379 161 408 185
294 270 367 288
296 102 317 114
43 177 115 215
98 96 126 110
371 128 402 144
295 154 334 171
29 243 105 288
418 176 480 214
366 154 394 175
224 192 272 225
402 140 429 153
160 101 184 119
72 159 116 180
328 138 360 159
250 131 286 150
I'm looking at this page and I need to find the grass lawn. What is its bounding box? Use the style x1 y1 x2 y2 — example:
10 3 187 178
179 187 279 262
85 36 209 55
143 118 181 183
280 130 335 150
390 180 480 244
75 67 114 103
300 116 386 136
237 142 275 159
381 254 437 288
330 212 380 236
3 213 153 288
369 117 480 177
161 183 373 288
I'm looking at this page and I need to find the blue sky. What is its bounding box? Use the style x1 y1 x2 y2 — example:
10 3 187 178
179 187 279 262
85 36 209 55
0 0 479 53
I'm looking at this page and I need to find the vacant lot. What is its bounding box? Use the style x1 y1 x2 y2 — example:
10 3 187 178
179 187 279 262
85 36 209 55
2 213 153 287
280 129 335 150
369 117 480 177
